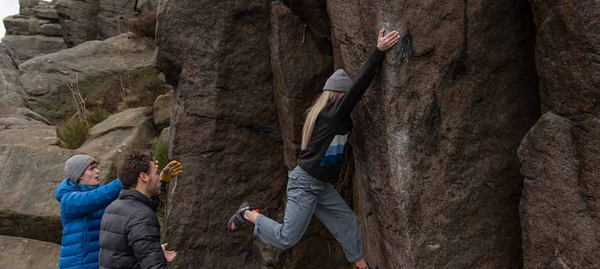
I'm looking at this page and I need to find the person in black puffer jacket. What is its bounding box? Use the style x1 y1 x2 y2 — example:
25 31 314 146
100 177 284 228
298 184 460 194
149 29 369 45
99 151 182 269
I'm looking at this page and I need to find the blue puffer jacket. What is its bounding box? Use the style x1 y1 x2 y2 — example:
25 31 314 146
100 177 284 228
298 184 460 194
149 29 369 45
55 178 123 269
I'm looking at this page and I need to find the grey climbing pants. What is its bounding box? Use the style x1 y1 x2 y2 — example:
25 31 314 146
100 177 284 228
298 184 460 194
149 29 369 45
253 165 364 262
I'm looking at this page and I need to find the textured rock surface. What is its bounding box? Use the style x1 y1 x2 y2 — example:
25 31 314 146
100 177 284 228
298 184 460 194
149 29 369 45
153 91 173 130
519 113 600 269
19 33 157 124
97 0 137 40
3 15 45 35
271 1 332 170
78 107 156 179
32 3 59 20
326 1 540 268
278 0 331 55
0 235 60 269
0 145 73 243
0 44 27 117
55 0 100 47
519 1 600 268
1 34 66 62
40 22 63 36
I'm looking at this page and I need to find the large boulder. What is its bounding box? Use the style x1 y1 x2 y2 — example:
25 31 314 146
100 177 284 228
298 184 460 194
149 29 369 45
0 235 60 269
19 33 158 124
156 0 310 267
519 113 600 269
326 1 540 268
55 0 100 47
519 1 600 268
1 34 66 62
0 112 59 148
0 144 74 243
78 107 156 179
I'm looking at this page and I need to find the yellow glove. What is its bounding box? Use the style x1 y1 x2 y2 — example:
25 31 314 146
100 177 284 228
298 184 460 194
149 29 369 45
160 160 182 182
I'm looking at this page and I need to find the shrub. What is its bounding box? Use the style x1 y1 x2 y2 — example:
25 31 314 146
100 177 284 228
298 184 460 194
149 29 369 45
151 138 169 170
57 117 90 150
57 108 110 149
129 9 157 39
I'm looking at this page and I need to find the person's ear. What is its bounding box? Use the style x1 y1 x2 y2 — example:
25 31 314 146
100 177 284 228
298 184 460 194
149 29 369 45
139 172 149 184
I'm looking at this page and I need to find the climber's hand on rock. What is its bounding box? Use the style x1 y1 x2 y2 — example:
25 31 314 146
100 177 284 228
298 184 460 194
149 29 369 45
377 28 400 52
160 160 182 182
162 243 177 262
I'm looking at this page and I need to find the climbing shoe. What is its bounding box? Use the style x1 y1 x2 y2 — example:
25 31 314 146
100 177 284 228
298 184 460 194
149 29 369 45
227 201 257 232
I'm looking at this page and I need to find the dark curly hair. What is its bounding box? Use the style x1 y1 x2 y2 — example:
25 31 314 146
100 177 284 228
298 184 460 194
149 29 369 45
118 151 154 189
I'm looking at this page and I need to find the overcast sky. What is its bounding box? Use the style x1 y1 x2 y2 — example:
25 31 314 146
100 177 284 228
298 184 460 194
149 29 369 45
0 0 53 39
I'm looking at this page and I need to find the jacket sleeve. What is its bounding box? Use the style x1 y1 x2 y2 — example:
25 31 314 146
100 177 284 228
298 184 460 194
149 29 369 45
60 179 124 220
328 48 386 119
127 211 168 269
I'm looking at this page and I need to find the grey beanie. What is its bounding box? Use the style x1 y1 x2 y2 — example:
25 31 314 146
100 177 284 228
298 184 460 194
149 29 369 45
323 69 353 92
65 155 97 183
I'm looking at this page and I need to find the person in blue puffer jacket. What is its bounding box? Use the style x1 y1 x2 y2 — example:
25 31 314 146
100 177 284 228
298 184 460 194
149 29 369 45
54 155 124 269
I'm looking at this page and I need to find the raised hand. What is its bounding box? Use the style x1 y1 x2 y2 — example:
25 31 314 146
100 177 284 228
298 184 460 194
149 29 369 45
377 28 400 52
160 160 183 182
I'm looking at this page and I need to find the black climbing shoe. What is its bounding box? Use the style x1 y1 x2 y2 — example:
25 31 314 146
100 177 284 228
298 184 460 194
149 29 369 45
227 201 257 232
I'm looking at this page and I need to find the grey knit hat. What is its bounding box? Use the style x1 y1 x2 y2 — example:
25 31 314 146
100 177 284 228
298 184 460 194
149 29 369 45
65 155 97 183
323 69 353 92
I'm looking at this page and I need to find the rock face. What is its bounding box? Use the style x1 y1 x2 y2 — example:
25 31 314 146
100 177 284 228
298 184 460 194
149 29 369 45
2 1 66 62
518 1 600 268
0 144 73 244
78 107 156 180
270 1 332 170
97 0 138 40
326 1 540 268
0 44 27 117
55 0 157 46
278 0 331 55
1 35 66 62
156 0 349 267
19 33 157 124
156 1 297 268
55 0 100 47
3 15 46 35
0 235 60 269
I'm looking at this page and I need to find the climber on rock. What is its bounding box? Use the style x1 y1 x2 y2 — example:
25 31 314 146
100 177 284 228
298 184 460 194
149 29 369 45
54 154 181 269
227 28 400 269
98 151 182 269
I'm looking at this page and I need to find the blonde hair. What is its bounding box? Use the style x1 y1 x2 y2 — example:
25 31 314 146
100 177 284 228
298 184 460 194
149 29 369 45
301 91 345 150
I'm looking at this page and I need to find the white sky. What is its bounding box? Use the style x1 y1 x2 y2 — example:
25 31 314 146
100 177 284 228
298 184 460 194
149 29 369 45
0 0 52 39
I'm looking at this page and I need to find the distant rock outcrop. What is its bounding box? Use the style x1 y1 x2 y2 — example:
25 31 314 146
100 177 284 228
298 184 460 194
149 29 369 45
2 1 65 62
19 33 158 124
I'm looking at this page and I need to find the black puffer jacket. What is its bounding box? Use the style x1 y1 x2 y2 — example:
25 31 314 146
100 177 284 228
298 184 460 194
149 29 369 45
99 190 167 269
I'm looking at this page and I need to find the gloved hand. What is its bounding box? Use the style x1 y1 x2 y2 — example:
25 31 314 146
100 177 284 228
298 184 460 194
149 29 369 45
160 160 183 182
